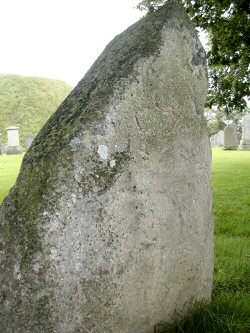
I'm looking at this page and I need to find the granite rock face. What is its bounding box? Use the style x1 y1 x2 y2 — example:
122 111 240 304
0 3 213 333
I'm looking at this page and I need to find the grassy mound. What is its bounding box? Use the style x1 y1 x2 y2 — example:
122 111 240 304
0 74 72 147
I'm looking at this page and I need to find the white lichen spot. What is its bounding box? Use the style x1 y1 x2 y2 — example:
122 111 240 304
98 145 108 160
76 263 84 272
13 263 21 280
69 137 84 151
110 160 116 168
33 262 42 273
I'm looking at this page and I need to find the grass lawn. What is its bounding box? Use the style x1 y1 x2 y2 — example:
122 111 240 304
161 149 250 333
0 153 24 205
0 149 249 332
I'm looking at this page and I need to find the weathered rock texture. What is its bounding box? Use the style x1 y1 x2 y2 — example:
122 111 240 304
0 3 213 333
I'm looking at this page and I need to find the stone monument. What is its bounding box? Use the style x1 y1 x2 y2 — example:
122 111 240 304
213 133 219 147
0 3 213 332
236 132 242 146
6 126 23 154
238 113 250 150
26 134 36 150
223 124 237 150
217 130 224 147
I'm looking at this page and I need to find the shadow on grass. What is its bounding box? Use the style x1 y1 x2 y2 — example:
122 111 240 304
154 298 250 333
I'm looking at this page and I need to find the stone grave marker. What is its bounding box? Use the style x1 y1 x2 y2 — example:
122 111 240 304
210 135 215 147
26 134 36 150
217 130 224 147
0 3 213 332
6 126 23 154
223 124 237 150
236 132 242 146
213 133 219 147
238 113 250 150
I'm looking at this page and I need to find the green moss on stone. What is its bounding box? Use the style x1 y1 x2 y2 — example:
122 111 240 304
1 3 191 225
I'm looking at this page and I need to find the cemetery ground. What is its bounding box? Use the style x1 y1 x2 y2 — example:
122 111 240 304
0 149 249 332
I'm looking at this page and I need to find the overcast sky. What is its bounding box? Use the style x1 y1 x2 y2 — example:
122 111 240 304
0 0 206 87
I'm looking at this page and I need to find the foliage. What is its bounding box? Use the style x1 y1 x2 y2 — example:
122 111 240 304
137 0 250 113
0 74 72 147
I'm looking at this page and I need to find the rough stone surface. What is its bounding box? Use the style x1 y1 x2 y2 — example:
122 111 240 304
223 124 238 150
0 3 213 333
238 113 250 150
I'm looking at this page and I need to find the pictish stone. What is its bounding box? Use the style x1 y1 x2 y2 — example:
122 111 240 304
6 126 23 154
238 113 250 150
0 3 213 333
223 124 237 150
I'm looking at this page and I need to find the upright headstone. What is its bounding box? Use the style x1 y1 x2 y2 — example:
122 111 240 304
26 134 36 150
210 135 215 147
214 133 219 147
6 126 23 154
217 130 224 147
236 132 242 146
238 114 250 150
0 134 2 155
223 124 237 150
0 4 213 332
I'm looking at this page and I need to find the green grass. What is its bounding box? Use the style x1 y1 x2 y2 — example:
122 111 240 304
0 154 24 204
159 149 250 333
0 74 72 147
0 149 250 332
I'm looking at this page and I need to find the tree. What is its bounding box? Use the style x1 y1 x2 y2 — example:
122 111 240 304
137 0 250 113
207 118 226 136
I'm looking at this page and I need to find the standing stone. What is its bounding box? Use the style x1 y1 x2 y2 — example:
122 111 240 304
214 133 219 147
0 3 213 333
236 132 242 146
26 134 36 150
210 135 215 147
6 126 23 154
238 113 250 150
217 130 224 147
223 124 237 150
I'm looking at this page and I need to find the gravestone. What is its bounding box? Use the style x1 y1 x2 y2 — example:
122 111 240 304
238 114 250 150
26 134 36 150
0 3 213 333
6 126 23 154
210 135 215 147
236 132 242 146
217 130 224 147
223 124 237 150
213 133 219 147
0 134 2 154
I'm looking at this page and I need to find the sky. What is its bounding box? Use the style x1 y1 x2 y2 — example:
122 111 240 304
0 0 144 87
0 0 207 88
